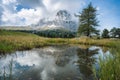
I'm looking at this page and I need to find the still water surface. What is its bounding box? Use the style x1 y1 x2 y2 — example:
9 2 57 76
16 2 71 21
0 45 111 80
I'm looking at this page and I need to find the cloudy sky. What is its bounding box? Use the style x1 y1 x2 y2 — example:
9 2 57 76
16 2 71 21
0 0 120 30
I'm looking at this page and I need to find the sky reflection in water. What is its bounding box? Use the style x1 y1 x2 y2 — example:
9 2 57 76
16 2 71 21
0 46 111 80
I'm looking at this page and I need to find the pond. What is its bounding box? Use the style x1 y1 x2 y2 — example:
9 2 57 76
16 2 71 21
0 45 111 80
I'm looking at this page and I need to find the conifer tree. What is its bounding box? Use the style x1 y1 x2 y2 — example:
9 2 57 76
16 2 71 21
78 3 99 37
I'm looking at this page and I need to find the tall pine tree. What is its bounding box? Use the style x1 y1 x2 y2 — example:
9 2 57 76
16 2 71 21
78 3 99 37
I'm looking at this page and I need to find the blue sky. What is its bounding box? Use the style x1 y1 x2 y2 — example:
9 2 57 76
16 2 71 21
90 0 120 30
0 0 120 31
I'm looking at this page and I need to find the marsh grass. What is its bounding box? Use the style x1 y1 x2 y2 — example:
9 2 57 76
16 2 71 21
0 42 14 53
0 30 120 53
93 45 120 80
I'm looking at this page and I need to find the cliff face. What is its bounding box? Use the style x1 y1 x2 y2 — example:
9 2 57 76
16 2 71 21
32 10 78 32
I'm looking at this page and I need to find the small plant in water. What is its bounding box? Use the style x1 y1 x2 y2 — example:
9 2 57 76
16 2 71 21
0 59 13 80
3 67 6 80
9 59 13 80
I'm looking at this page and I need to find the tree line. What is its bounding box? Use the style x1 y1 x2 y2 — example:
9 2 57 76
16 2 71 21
35 29 76 38
102 28 120 38
4 29 76 38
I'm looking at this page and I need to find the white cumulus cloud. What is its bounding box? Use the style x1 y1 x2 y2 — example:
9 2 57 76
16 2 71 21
2 0 17 5
0 0 85 26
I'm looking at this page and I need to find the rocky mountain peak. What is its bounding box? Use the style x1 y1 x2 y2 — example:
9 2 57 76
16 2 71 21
32 10 78 32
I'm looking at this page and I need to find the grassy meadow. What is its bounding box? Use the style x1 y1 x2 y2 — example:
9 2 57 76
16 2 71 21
0 30 120 53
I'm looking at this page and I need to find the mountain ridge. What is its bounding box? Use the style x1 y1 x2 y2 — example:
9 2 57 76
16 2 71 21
31 10 78 32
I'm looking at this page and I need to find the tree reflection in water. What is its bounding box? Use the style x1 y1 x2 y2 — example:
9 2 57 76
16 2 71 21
76 47 99 80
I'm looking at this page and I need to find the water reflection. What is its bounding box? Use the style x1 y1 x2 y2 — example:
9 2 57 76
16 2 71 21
0 46 111 80
76 47 99 80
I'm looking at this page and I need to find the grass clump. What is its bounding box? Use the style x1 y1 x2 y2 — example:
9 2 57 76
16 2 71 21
93 44 120 80
0 41 14 53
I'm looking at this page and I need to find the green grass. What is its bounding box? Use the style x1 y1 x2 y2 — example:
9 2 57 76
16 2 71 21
0 30 37 36
0 30 120 53
93 44 120 80
0 42 14 53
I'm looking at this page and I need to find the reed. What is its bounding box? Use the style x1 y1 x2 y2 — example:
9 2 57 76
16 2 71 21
93 45 120 80
9 59 13 80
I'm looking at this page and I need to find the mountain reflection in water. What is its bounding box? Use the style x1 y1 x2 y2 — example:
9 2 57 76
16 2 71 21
0 46 111 80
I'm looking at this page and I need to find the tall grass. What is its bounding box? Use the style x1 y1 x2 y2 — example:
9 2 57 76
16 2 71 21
0 30 47 53
93 44 120 80
0 30 120 53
